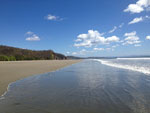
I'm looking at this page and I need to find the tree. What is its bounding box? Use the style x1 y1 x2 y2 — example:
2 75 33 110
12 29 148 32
0 55 9 61
15 55 24 60
9 56 16 61
50 53 54 60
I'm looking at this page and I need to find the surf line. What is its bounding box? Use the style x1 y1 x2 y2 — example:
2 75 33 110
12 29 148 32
93 59 150 75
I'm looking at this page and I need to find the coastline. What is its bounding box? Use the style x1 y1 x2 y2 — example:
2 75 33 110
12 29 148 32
0 60 82 96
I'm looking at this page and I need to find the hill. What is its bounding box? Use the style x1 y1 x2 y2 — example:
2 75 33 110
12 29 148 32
0 45 66 61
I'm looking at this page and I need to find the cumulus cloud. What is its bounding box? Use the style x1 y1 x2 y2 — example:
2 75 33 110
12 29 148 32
106 36 119 42
109 26 117 33
124 4 144 13
74 30 119 47
26 34 40 41
25 31 40 41
122 31 141 45
146 35 150 40
124 0 150 14
46 14 63 21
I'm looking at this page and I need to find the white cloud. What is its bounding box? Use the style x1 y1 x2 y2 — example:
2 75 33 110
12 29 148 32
46 14 63 21
119 23 124 28
112 44 119 48
108 23 124 33
66 52 70 54
145 15 150 19
109 26 117 33
128 17 143 24
93 48 104 51
72 52 77 55
26 34 40 41
146 35 150 40
106 36 119 42
124 4 144 13
74 30 119 48
26 31 33 35
122 31 141 45
124 0 150 14
71 49 90 56
124 31 137 37
134 44 141 47
128 15 150 24
71 46 116 56
47 14 57 20
75 38 82 42
93 45 118 52
137 0 150 7
106 48 112 51
25 31 40 41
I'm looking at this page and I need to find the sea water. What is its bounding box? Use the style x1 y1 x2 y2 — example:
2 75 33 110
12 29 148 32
0 59 150 113
95 58 150 75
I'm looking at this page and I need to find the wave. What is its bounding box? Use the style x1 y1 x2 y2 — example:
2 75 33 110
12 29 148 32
94 59 150 75
117 58 150 60
0 82 13 100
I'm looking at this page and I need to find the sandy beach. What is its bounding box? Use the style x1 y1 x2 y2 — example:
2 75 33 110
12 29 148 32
0 60 81 96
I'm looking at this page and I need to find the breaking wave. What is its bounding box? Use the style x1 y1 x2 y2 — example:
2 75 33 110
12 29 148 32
94 59 150 75
117 58 150 60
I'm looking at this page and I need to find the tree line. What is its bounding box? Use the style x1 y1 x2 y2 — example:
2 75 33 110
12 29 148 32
0 45 66 61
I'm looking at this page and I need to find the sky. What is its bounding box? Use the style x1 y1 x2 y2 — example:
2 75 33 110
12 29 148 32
0 0 150 57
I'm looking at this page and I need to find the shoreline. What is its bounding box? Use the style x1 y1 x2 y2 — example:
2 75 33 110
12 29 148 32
0 60 82 96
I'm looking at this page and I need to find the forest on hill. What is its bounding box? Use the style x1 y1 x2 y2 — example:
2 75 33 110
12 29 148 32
0 45 67 61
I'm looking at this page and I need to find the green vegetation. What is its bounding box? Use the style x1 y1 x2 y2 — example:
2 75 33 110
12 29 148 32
0 55 9 61
0 55 17 61
9 56 16 61
15 55 25 61
49 54 54 60
0 45 67 61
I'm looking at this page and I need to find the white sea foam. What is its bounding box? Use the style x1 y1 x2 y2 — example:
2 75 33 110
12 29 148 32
117 58 150 60
94 59 150 75
0 82 14 100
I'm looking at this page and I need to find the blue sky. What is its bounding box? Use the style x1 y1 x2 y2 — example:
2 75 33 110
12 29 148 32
0 0 150 57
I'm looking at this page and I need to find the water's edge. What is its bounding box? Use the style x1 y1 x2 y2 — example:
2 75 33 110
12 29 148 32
0 61 82 100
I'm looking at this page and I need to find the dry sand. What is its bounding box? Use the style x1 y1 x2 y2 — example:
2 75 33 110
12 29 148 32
0 60 81 96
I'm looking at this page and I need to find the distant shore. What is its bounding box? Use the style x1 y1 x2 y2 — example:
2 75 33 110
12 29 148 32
0 60 82 96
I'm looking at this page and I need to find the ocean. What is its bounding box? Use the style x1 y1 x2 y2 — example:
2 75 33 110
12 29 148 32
95 58 150 75
0 59 150 113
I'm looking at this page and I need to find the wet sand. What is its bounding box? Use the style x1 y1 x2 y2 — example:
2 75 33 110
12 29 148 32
0 60 81 96
1 60 150 113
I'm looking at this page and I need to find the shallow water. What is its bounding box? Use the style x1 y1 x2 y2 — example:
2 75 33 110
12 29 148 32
0 60 150 113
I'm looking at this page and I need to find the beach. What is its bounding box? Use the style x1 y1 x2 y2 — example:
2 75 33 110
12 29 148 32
0 60 81 96
1 59 150 113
